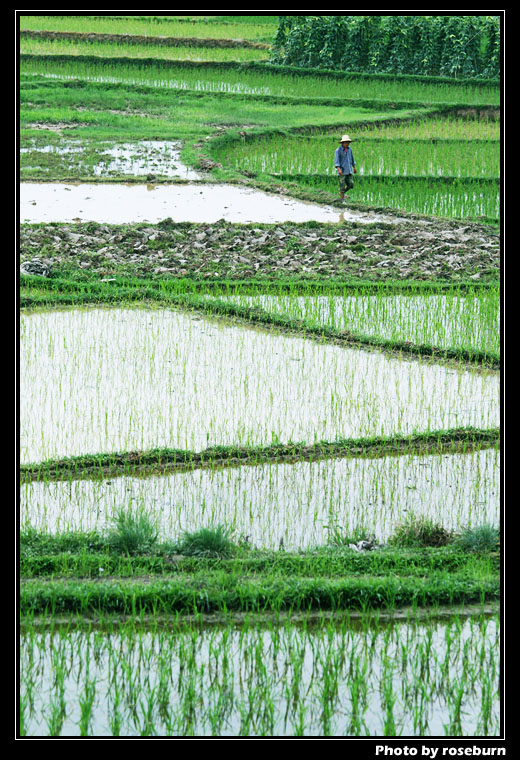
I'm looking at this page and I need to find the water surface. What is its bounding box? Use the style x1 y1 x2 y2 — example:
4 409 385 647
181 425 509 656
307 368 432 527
20 616 500 737
20 306 500 464
20 181 406 224
21 448 500 548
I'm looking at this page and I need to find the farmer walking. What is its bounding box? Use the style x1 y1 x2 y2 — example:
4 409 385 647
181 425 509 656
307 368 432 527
334 134 357 203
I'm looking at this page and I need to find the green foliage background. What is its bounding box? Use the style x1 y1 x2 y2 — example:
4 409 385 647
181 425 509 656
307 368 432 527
272 16 500 79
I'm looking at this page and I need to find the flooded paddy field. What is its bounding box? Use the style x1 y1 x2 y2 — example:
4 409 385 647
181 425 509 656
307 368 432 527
21 446 499 549
205 292 500 358
18 14 502 739
20 306 499 465
19 614 500 736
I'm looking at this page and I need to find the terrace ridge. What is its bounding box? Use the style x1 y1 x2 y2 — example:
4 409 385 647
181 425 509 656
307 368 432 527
20 28 272 50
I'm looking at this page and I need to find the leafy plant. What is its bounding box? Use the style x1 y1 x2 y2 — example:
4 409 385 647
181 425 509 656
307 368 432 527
454 524 499 553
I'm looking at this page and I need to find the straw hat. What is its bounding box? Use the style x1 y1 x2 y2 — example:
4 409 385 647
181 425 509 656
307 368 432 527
339 134 353 143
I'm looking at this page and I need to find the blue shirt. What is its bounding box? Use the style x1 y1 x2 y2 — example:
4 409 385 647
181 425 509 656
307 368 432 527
334 145 356 174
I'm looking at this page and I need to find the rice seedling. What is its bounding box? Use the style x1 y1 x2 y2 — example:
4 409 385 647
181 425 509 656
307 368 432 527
213 132 499 178
354 115 500 140
19 56 500 105
209 288 500 358
19 37 270 64
294 174 500 221
208 114 499 219
18 18 501 738
19 15 279 42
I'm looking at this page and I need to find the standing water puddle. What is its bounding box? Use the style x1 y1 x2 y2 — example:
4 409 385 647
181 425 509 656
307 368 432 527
20 182 408 225
20 140 202 179
20 306 499 465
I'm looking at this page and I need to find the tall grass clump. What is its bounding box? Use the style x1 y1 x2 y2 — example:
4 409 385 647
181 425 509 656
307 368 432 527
177 523 236 558
388 513 454 548
454 524 499 553
106 507 158 555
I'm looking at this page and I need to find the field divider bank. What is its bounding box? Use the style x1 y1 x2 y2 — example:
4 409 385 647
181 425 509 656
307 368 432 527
19 427 500 482
19 572 500 617
20 29 272 50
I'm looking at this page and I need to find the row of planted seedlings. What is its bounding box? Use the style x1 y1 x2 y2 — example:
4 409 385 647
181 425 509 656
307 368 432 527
19 274 500 558
19 301 500 466
19 55 501 105
19 14 280 42
209 113 500 222
20 604 500 736
19 36 272 64
19 275 501 365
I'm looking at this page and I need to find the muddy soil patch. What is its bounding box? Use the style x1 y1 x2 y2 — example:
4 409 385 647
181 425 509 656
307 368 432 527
20 217 500 282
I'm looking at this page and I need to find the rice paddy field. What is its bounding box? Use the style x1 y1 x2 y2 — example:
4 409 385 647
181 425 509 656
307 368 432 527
18 14 502 739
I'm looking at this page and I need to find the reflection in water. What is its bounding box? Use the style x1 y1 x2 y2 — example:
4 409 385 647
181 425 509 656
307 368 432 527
19 617 500 737
19 182 408 225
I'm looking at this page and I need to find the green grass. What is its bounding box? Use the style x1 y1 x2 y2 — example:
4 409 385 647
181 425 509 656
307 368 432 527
19 15 280 42
454 524 500 553
106 507 159 555
20 75 418 142
19 427 499 482
388 514 455 548
176 524 237 558
19 517 500 617
20 521 500 614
